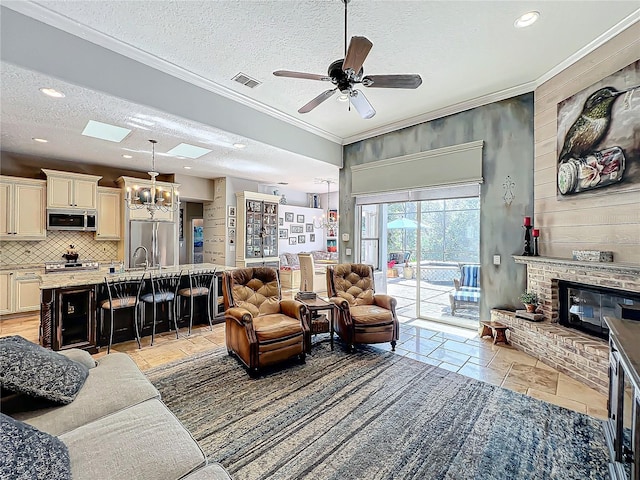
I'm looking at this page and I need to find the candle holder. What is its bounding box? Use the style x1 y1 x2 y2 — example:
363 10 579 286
533 236 539 256
522 225 533 256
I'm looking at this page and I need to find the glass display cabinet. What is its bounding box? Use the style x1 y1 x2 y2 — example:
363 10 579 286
235 192 280 268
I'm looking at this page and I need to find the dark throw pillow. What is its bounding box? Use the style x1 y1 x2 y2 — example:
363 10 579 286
0 413 71 480
0 336 89 404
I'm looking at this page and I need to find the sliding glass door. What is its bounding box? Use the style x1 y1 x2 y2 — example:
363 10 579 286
358 193 479 328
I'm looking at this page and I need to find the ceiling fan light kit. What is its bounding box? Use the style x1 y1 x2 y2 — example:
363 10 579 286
273 0 421 119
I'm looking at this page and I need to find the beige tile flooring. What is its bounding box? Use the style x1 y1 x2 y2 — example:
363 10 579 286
0 311 607 419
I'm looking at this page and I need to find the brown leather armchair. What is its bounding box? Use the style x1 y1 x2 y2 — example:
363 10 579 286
222 267 309 376
326 264 399 351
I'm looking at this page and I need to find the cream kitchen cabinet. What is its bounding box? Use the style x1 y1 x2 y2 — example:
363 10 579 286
0 176 47 241
0 269 41 315
0 272 12 315
43 169 101 210
95 187 121 240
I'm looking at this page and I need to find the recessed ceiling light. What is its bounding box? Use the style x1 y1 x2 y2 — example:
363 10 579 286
278 182 288 185
122 154 133 159
232 143 246 149
514 11 540 28
337 94 349 102
183 166 192 170
39 87 65 98
82 120 131 143
166 143 212 159
33 137 49 143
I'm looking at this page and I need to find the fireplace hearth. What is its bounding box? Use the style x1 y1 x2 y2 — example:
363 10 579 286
559 281 640 340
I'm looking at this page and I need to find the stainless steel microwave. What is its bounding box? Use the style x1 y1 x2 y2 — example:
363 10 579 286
47 209 97 231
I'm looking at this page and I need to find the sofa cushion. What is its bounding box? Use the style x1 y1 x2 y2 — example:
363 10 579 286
0 413 71 480
350 305 394 324
253 313 303 342
14 352 159 436
0 336 89 405
59 348 97 370
60 399 206 480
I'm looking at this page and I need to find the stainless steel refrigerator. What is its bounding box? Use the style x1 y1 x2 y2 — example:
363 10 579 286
129 221 176 268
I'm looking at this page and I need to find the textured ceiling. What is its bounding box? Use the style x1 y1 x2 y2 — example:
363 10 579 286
1 1 638 192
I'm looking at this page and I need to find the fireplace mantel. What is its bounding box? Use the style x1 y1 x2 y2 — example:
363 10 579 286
513 255 640 276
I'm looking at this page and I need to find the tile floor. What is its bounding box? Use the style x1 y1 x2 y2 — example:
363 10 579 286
0 311 607 419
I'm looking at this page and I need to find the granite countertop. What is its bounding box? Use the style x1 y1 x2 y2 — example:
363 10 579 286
604 316 640 388
0 264 45 271
39 263 234 290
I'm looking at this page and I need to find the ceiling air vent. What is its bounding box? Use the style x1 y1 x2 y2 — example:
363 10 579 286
231 72 261 89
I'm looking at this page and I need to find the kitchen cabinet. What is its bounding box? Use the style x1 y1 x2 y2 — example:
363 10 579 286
235 191 280 268
43 169 101 210
0 269 42 315
95 187 121 240
15 272 41 312
0 176 47 240
0 272 13 315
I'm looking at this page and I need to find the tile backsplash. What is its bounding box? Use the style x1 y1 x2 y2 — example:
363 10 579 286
0 231 118 266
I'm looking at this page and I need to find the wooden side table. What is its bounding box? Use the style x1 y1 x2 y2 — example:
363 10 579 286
480 321 509 345
297 296 336 352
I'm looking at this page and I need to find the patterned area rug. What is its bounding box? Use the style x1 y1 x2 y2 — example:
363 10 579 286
146 342 609 480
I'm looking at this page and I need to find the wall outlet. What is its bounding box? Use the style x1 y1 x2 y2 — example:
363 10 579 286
493 255 501 265
345 248 352 256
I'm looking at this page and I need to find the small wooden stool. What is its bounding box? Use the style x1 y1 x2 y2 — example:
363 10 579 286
480 321 509 345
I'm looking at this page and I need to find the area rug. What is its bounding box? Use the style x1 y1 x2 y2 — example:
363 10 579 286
146 342 609 480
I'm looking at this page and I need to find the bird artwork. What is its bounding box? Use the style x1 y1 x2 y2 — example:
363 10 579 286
558 86 637 163
556 60 639 197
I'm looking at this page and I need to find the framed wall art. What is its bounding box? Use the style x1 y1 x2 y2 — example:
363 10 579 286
298 235 306 244
310 234 316 242
289 237 297 245
297 214 305 223
285 212 294 222
228 205 236 217
556 60 639 198
305 223 314 232
290 224 303 234
279 228 288 239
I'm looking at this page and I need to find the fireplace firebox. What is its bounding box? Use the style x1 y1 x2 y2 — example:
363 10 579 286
559 281 640 339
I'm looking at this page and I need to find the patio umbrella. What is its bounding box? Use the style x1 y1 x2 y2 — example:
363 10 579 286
386 218 427 259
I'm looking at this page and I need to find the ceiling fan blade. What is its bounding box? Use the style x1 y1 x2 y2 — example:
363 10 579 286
362 74 423 89
273 70 331 81
350 89 376 119
342 36 373 76
298 89 337 114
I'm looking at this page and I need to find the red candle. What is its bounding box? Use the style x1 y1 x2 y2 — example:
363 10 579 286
532 229 540 237
524 216 531 227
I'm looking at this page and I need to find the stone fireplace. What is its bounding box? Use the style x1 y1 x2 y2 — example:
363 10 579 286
491 256 640 395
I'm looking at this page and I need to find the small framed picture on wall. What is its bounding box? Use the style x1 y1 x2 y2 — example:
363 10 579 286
279 229 288 239
228 217 236 228
297 214 305 223
279 218 284 226
298 235 306 244
285 212 294 222
228 229 235 245
228 205 236 217
305 223 314 232
310 234 316 242
289 237 297 245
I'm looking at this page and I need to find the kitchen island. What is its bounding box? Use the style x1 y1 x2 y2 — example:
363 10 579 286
39 263 233 353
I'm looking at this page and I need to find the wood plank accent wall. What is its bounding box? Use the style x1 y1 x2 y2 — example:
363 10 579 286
534 23 640 264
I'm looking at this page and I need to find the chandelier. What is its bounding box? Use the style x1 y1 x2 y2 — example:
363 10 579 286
313 179 338 230
124 140 180 219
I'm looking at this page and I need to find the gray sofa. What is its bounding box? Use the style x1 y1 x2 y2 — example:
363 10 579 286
10 350 231 480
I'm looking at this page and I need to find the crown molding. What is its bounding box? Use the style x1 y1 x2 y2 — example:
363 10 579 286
4 1 639 149
342 82 536 145
536 9 640 87
2 1 343 145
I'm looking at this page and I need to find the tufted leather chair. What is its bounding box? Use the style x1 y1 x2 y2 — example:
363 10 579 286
222 267 309 376
326 264 399 351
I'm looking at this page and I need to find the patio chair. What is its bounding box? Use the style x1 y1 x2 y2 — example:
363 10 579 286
449 264 481 316
326 263 399 351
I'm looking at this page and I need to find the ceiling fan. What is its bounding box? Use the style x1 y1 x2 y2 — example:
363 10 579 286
273 0 422 119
